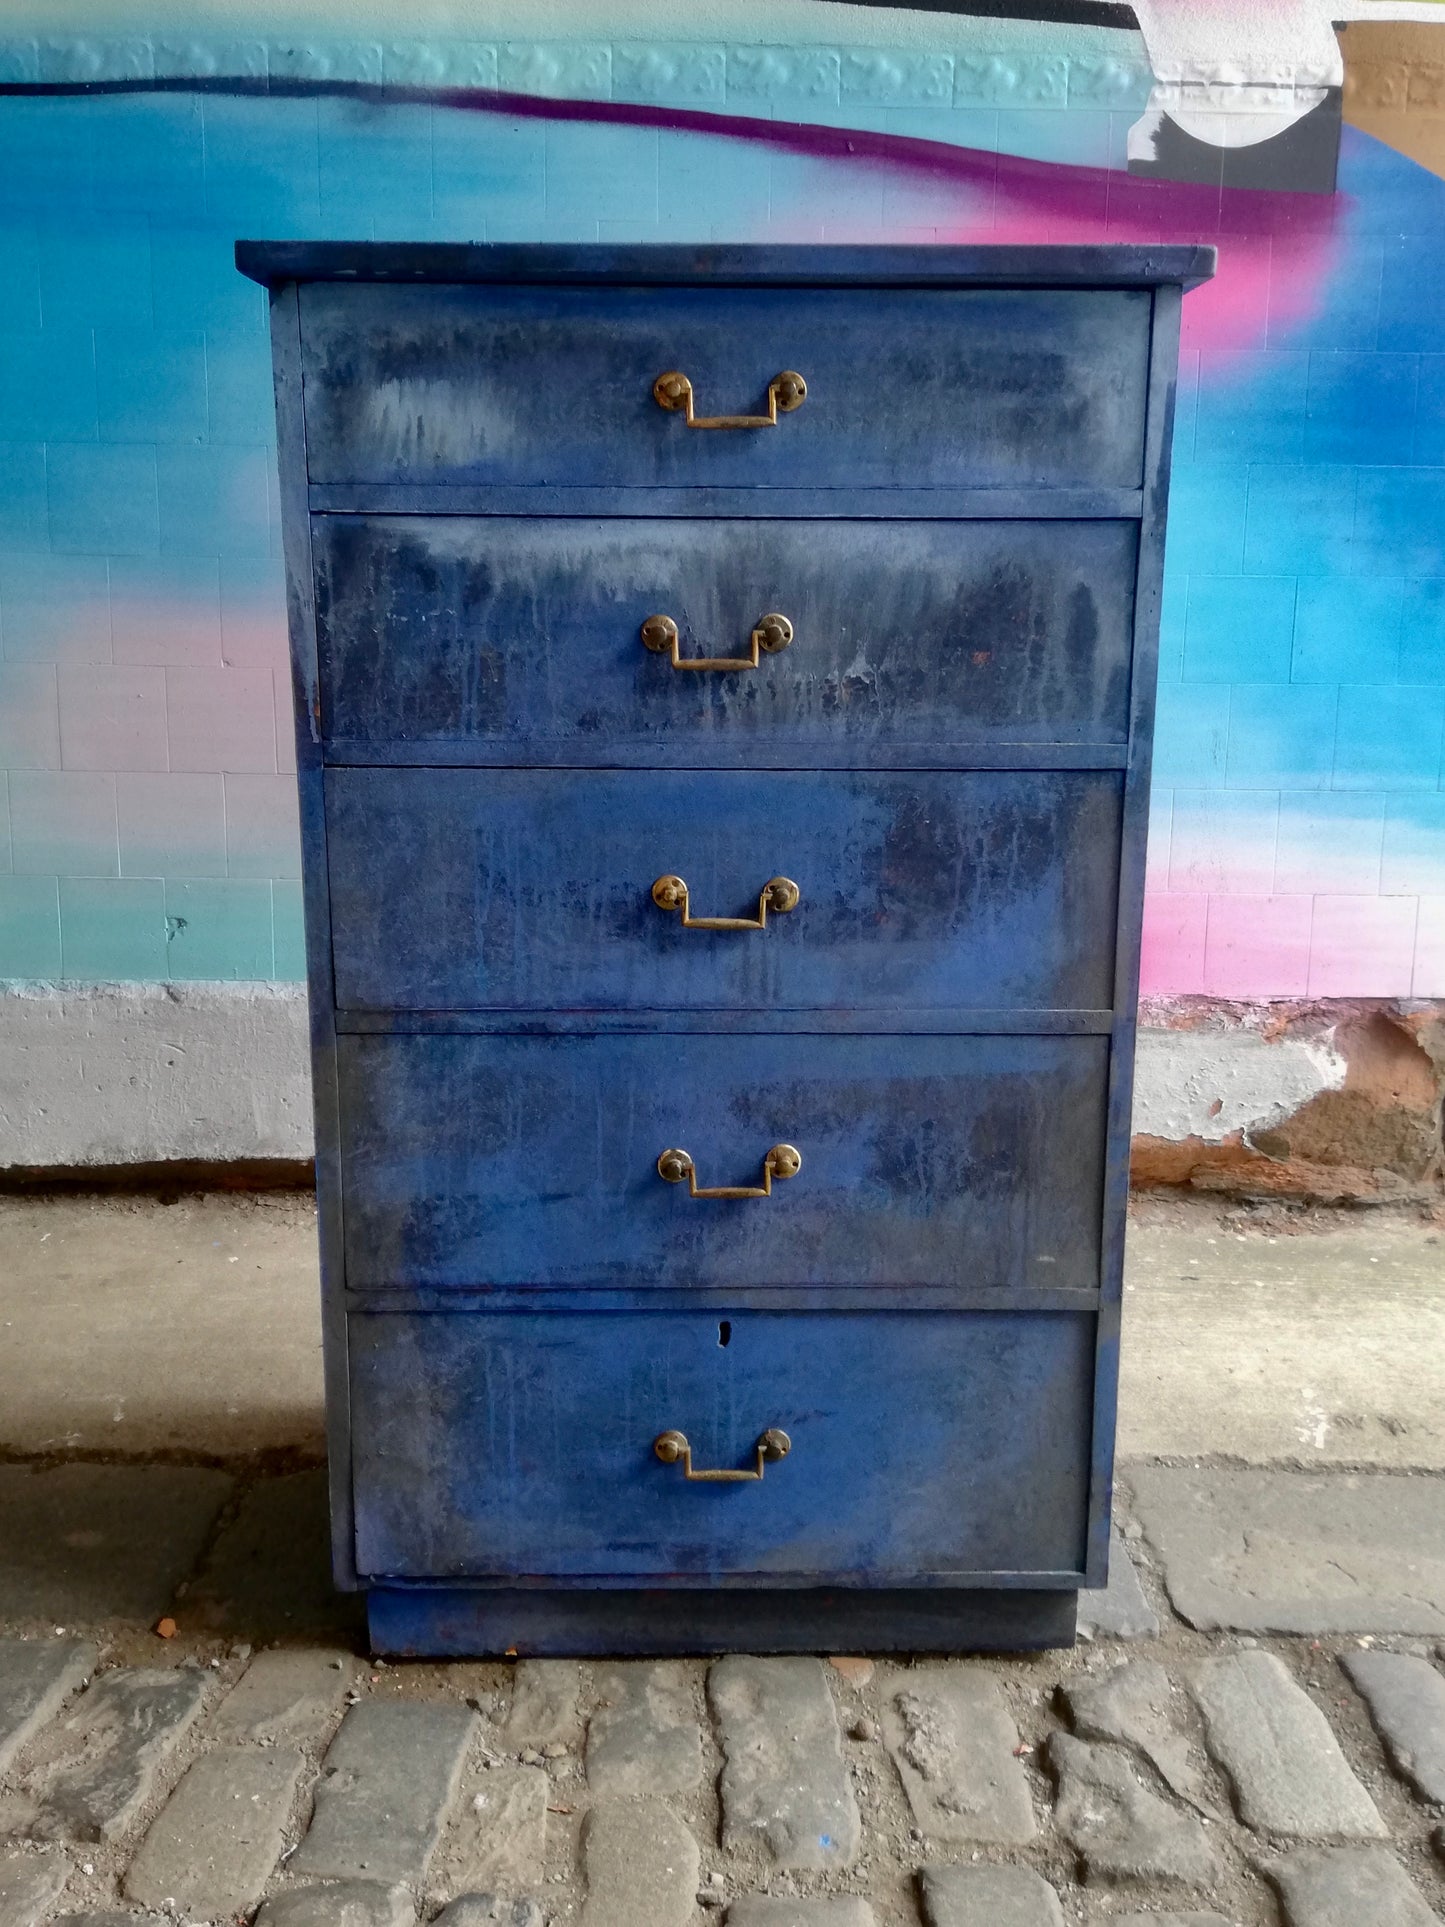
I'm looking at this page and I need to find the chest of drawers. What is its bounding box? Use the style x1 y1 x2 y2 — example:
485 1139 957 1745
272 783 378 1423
240 242 1213 1657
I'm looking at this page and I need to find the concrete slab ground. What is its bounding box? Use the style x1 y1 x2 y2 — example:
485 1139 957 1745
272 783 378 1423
1121 1200 1445 1470
2 1191 1443 1467
2 1189 1445 1924
0 1193 323 1460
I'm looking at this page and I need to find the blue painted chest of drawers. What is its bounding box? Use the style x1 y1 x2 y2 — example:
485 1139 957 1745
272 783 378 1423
239 241 1213 1656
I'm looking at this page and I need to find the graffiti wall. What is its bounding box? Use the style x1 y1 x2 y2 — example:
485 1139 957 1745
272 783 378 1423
1 3 1443 1003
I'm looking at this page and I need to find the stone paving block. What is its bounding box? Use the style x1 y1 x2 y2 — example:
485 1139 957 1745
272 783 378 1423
255 1881 416 1927
289 1701 475 1889
1130 1466 1445 1634
580 1796 699 1927
503 1661 582 1746
211 1648 360 1743
1112 1916 1234 1926
0 1466 231 1622
726 1900 877 1926
710 1656 860 1872
26 1667 209 1842
1077 1533 1161 1642
917 1863 1064 1926
1049 1733 1221 1887
123 1743 306 1915
430 1768 546 1903
1191 1652 1385 1841
1340 1648 1445 1802
586 1661 703 1798
54 1916 168 1927
1265 1847 1441 1927
432 1899 544 1927
183 1470 366 1642
1062 1659 1218 1815
882 1667 1036 1844
0 1851 71 1927
0 1642 96 1776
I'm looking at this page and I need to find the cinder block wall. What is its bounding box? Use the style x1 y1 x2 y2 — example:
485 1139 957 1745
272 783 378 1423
0 3 1443 1192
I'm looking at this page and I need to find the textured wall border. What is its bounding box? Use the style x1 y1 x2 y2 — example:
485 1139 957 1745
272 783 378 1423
0 35 1158 110
0 982 1416 1173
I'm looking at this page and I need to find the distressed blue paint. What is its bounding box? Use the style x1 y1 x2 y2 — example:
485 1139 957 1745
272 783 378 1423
349 1309 1095 1583
297 280 1154 491
325 768 1124 1013
336 1030 1111 1294
312 515 1139 761
239 241 1199 1647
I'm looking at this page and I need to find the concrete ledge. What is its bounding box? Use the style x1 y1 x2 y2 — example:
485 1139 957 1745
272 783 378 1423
0 982 312 1169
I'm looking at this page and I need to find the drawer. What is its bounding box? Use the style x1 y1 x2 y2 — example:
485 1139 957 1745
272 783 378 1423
349 1309 1094 1582
299 283 1152 490
326 768 1123 1014
337 1032 1108 1293
313 516 1139 764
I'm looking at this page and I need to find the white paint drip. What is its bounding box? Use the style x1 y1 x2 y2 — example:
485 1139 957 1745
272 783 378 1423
1295 1385 1331 1451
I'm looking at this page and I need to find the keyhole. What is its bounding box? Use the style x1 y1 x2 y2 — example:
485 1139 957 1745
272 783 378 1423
717 1320 732 1348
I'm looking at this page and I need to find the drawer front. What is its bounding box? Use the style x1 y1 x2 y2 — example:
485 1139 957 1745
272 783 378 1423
300 284 1151 490
349 1309 1094 1582
337 1032 1108 1293
313 516 1138 762
326 768 1123 1014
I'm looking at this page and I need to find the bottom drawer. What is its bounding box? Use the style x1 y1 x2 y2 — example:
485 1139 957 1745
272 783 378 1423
349 1310 1096 1585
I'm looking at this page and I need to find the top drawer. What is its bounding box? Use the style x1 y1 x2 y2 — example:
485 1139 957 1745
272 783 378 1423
298 284 1153 492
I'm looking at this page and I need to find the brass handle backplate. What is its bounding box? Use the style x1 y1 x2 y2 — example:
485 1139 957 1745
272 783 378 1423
657 1143 801 1199
641 612 792 672
652 874 799 931
653 369 807 429
654 1428 792 1481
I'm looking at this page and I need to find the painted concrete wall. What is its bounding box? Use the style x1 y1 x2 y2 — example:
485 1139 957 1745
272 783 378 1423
0 4 1444 1169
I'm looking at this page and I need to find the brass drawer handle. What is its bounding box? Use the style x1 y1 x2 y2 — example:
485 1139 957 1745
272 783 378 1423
657 1143 801 1198
653 369 806 429
641 611 792 672
655 1428 792 1482
652 874 799 931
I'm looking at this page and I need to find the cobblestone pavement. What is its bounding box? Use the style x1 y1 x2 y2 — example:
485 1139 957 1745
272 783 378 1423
1 1466 1444 1927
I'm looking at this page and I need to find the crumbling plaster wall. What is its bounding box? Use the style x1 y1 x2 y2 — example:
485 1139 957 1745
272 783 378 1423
1134 997 1445 1200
